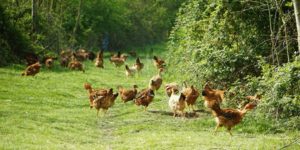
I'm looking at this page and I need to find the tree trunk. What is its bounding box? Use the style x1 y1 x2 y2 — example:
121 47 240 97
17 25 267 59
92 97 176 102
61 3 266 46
73 0 82 35
267 2 276 65
293 0 300 53
275 0 290 62
58 0 63 53
71 0 82 47
32 0 38 33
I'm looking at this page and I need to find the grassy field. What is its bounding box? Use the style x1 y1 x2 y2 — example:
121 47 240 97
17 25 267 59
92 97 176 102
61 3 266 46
0 45 299 149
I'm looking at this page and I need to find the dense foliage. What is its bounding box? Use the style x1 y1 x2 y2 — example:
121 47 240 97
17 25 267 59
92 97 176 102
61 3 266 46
254 57 300 129
0 0 184 65
0 3 34 65
168 0 300 127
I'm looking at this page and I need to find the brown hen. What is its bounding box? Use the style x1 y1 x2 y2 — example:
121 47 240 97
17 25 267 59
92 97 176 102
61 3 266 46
210 101 257 135
201 83 225 108
153 56 165 69
149 68 163 91
182 83 199 111
95 50 104 68
134 88 155 111
21 62 41 76
118 85 138 103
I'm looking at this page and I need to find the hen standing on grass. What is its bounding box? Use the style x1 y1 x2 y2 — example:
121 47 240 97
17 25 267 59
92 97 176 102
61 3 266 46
201 83 225 108
118 85 138 103
21 62 41 76
93 92 119 116
125 65 136 77
149 68 163 91
168 89 186 117
134 88 155 111
132 57 144 72
84 83 108 108
95 50 104 68
68 53 85 72
110 54 127 67
209 102 257 135
202 83 257 135
182 82 200 112
153 55 165 70
42 56 56 69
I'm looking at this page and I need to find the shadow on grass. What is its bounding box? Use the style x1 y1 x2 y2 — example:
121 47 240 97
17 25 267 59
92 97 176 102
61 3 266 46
109 111 132 118
148 109 210 119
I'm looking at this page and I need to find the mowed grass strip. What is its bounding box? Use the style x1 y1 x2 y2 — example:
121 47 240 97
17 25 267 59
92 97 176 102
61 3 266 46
0 48 299 149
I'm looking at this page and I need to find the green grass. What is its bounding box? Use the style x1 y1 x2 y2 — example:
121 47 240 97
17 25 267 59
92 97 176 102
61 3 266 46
0 47 299 149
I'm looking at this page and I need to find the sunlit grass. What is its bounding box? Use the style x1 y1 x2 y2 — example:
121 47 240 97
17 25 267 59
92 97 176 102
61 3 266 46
0 47 299 149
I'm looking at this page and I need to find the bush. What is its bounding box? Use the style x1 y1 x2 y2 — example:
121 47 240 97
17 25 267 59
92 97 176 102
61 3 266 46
255 57 300 120
167 0 300 129
0 3 35 66
167 0 267 86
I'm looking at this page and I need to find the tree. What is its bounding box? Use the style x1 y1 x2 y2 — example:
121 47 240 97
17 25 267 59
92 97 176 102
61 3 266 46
71 0 82 47
1 0 183 64
32 0 37 33
293 0 300 53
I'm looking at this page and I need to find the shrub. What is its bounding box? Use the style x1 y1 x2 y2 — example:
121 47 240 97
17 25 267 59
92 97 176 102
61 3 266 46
256 57 300 120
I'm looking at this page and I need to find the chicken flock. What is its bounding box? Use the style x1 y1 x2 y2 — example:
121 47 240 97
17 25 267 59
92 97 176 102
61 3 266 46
21 48 261 135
